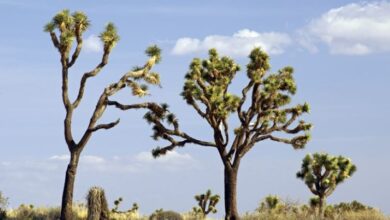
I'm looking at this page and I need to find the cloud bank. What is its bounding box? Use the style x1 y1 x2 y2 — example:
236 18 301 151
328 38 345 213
3 151 197 176
172 2 390 56
172 29 292 56
299 1 390 55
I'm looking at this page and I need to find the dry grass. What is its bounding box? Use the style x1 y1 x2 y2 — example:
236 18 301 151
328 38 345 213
3 204 390 220
241 209 390 220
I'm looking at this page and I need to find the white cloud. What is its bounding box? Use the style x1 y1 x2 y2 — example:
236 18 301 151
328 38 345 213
49 154 105 164
135 150 193 164
172 29 292 56
135 150 197 171
81 155 105 164
49 154 69 161
83 35 102 53
299 1 390 55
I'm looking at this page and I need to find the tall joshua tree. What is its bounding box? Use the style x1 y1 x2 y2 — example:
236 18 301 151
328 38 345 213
296 153 357 216
143 48 312 219
44 10 163 220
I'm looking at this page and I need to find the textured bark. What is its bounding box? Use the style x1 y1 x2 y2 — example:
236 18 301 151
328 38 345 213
318 195 325 218
224 166 239 220
60 152 80 220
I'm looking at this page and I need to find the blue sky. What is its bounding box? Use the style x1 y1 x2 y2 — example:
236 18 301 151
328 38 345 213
0 0 389 217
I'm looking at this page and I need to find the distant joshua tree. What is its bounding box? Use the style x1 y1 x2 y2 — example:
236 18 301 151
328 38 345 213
44 10 163 220
143 48 311 219
192 189 220 218
296 153 357 216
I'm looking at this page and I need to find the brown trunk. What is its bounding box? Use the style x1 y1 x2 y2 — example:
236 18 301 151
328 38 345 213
318 195 325 218
224 166 240 220
60 152 80 220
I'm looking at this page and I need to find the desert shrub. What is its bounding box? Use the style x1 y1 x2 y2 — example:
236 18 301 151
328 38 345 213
0 192 8 220
334 200 372 212
5 204 88 220
86 186 109 220
149 210 183 220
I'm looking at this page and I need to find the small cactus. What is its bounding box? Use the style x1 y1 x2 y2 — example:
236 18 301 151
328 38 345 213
86 186 109 220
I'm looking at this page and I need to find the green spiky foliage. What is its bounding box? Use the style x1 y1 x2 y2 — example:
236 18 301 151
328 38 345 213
45 10 164 220
143 48 311 219
257 195 282 213
192 189 220 218
86 187 109 220
297 153 357 216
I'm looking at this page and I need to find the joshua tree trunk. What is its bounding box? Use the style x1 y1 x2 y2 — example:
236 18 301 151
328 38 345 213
318 195 325 218
224 166 239 220
61 151 80 220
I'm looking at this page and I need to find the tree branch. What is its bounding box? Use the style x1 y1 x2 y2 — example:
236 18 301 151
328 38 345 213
68 29 82 68
89 119 120 132
72 49 110 108
237 80 254 124
107 100 164 113
49 32 60 51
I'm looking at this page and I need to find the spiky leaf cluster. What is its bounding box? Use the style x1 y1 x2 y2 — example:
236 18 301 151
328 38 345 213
125 45 163 97
246 48 270 82
44 10 91 55
193 189 220 217
256 195 284 214
297 153 357 199
182 49 241 119
99 23 120 51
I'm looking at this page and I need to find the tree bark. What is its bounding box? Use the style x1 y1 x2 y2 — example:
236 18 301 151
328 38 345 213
60 151 80 220
224 166 240 220
318 195 325 218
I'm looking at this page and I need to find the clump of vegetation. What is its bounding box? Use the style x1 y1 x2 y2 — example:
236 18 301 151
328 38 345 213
257 195 283 213
86 186 109 220
296 153 357 216
192 189 220 218
0 191 8 220
5 203 86 220
334 200 373 212
149 210 183 220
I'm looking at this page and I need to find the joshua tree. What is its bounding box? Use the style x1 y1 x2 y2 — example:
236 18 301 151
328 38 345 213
296 153 357 216
44 10 163 220
192 189 220 218
143 48 311 219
